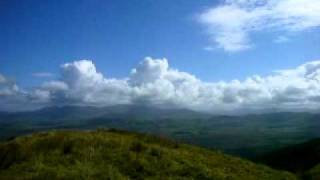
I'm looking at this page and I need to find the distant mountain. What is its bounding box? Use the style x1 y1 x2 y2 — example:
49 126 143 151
0 105 210 122
0 129 297 179
0 106 320 160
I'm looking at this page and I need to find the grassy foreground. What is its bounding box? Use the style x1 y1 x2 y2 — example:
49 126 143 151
0 129 296 180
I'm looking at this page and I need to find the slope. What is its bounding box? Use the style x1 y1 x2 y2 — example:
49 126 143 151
257 138 320 172
0 129 296 180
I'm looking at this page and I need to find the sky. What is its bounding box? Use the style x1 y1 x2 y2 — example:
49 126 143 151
0 0 320 113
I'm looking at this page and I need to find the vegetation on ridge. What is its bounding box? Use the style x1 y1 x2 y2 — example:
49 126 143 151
0 129 296 180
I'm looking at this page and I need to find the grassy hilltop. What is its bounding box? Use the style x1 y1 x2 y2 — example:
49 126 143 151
0 129 296 180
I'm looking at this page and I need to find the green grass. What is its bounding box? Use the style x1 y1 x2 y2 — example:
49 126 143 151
0 129 296 180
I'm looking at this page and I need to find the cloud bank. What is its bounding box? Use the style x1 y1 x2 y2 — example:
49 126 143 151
1 57 320 114
198 0 320 52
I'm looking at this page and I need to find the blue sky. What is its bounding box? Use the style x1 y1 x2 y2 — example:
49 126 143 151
1 0 319 87
1 0 320 113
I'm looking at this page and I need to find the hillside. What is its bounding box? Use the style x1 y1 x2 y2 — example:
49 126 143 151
0 129 296 180
307 164 320 180
257 138 320 173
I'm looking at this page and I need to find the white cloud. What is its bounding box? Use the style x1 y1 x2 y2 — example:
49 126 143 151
0 74 6 83
58 60 131 105
203 46 215 51
32 72 54 78
129 57 170 86
42 81 68 91
274 36 290 43
0 74 19 96
0 74 34 111
198 0 320 52
2 58 320 114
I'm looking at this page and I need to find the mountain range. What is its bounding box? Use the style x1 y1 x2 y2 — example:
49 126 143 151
1 105 320 159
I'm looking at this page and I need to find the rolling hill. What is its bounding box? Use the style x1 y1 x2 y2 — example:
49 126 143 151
0 129 296 179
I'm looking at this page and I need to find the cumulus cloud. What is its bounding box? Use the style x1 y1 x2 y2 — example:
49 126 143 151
0 74 19 96
2 58 320 114
71 62 129 104
0 74 35 111
198 0 320 52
